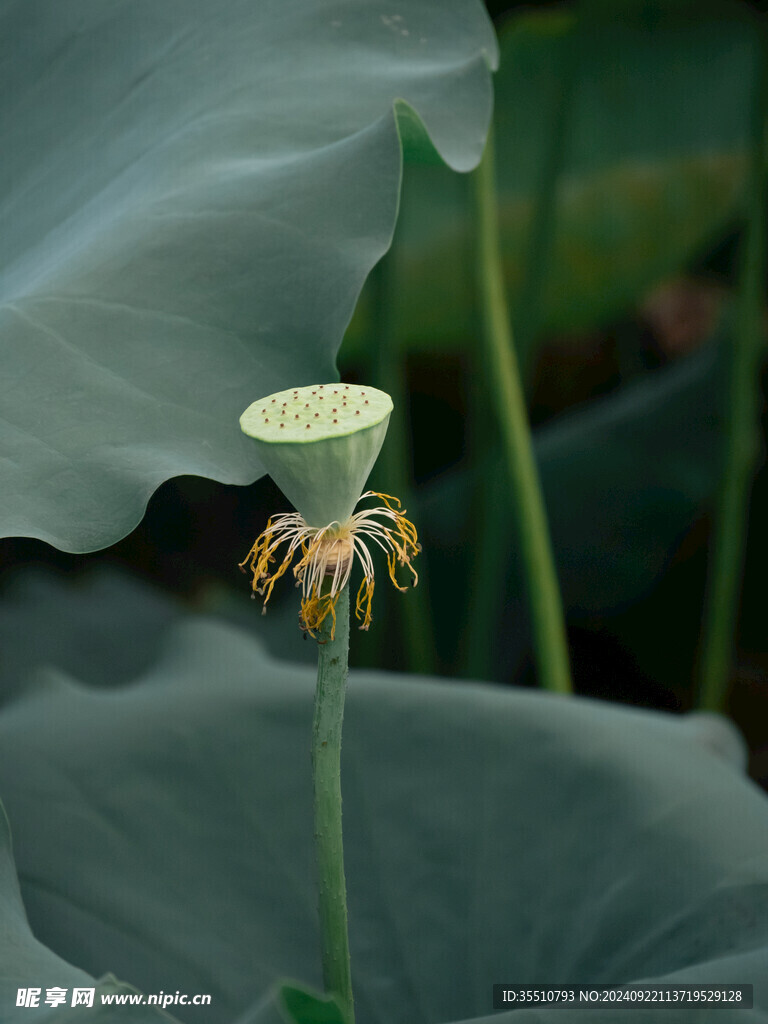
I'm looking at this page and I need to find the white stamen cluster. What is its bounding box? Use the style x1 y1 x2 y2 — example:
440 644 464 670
257 492 413 604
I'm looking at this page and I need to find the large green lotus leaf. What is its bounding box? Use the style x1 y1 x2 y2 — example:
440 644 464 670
0 576 766 1023
0 800 175 1022
0 0 496 553
343 3 756 357
0 569 180 701
0 566 314 704
0 801 90 1004
421 341 723 675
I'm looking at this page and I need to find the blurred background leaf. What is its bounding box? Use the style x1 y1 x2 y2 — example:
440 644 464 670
0 573 765 1023
420 335 724 681
0 565 318 707
343 2 756 362
0 0 496 552
0 570 179 701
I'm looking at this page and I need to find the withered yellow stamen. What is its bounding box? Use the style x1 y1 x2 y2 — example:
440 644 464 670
239 490 419 639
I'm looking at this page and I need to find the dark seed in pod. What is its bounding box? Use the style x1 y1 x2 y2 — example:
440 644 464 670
355 410 360 415
314 413 319 418
271 399 276 403
333 419 338 423
295 415 299 419
264 418 269 422
306 424 311 429
280 423 284 428
332 408 337 412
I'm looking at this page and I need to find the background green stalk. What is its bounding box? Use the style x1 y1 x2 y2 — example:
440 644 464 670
696 36 767 713
465 30 576 681
515 27 577 383
469 126 573 695
312 585 354 1021
367 254 437 675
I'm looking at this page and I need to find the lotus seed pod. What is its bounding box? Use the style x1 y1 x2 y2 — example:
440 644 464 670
240 383 393 526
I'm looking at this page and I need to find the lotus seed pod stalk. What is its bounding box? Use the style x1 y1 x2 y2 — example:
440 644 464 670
239 382 422 1022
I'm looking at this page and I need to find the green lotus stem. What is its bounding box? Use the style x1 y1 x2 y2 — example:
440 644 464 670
696 40 766 713
312 585 354 1020
240 383 419 1022
465 38 575 681
470 125 572 695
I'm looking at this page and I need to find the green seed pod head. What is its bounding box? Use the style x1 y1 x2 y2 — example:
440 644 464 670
240 383 392 526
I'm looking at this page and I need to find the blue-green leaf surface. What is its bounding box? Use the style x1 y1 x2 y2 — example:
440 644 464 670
0 793 175 1021
0 0 495 552
0 574 766 1023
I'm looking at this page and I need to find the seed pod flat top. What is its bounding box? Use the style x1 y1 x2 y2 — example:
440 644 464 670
240 382 393 526
240 384 392 444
